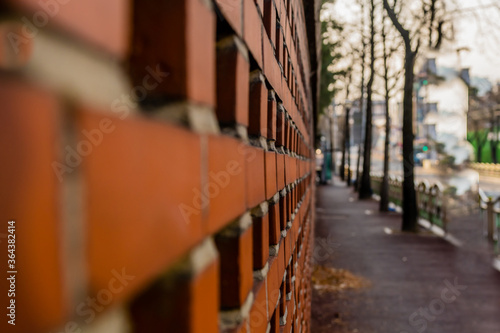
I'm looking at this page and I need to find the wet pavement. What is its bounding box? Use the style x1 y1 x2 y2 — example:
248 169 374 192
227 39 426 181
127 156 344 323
311 180 500 333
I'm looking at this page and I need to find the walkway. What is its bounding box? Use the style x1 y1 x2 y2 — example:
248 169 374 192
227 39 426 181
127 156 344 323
311 180 500 333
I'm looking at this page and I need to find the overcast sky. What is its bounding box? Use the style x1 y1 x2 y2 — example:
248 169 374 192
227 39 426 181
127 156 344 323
451 0 500 82
331 0 500 83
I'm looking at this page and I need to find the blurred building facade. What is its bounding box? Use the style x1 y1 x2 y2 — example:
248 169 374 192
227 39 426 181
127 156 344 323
0 0 319 332
415 57 474 164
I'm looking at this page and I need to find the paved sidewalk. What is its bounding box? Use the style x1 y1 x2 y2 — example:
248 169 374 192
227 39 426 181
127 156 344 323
311 181 500 333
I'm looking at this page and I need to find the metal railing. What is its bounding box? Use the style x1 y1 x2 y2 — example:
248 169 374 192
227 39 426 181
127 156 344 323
479 189 500 243
470 162 500 177
371 174 448 231
370 174 500 252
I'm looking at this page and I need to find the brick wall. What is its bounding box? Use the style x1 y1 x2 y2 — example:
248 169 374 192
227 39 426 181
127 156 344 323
0 0 318 332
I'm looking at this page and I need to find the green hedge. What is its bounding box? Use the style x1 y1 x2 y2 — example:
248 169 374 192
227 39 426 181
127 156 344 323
467 131 500 163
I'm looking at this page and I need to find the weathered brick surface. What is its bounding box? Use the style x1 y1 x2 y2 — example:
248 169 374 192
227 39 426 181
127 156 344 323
0 0 317 331
0 77 67 333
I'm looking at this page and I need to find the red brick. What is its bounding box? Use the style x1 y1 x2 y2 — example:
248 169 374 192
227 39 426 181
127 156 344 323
276 106 285 147
290 156 297 184
278 0 285 19
263 0 276 47
269 309 280 333
262 31 276 86
279 280 286 320
285 293 294 330
287 122 293 152
275 24 283 67
279 195 287 232
284 118 290 150
267 257 280 315
255 0 264 15
253 214 269 270
244 0 263 68
277 239 286 284
7 0 130 58
267 91 277 141
286 259 293 296
284 155 291 185
264 151 277 199
268 202 281 245
282 47 289 78
217 36 250 127
237 321 249 333
216 0 243 36
130 257 219 333
276 153 285 190
248 281 269 333
0 77 66 333
243 145 266 208
215 225 254 308
207 135 246 233
0 22 34 69
284 231 292 266
81 110 205 301
130 0 215 106
248 72 268 137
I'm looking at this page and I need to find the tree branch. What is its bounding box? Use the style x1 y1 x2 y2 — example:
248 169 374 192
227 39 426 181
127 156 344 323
383 0 411 47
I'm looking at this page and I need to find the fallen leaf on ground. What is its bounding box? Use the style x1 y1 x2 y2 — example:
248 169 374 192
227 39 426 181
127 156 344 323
312 265 371 293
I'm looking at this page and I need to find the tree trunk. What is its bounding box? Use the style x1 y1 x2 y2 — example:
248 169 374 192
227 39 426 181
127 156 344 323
380 11 390 212
359 0 375 199
356 0 367 192
383 0 418 231
356 144 362 188
346 107 352 186
340 114 347 180
380 105 391 211
329 115 336 174
340 77 352 179
401 48 418 232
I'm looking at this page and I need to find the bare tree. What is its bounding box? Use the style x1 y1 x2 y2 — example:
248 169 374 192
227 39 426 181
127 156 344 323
358 0 376 199
340 72 352 181
355 0 368 191
380 9 392 211
346 104 352 186
381 0 452 229
340 112 347 180
379 6 403 211
383 0 420 231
